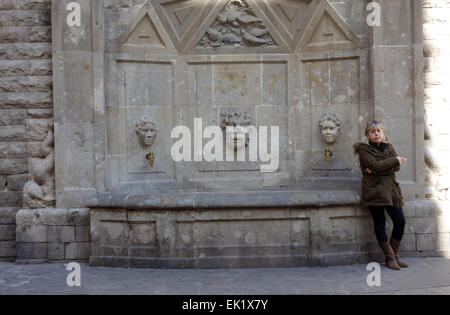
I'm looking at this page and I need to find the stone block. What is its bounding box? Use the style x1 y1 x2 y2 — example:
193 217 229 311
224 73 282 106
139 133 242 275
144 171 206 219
0 207 18 224
46 208 68 225
48 242 64 260
415 200 449 217
16 209 47 226
400 233 417 251
0 158 27 175
0 91 52 109
0 109 26 126
0 224 15 240
47 226 75 243
26 118 50 141
417 233 450 251
16 242 47 260
0 125 26 142
27 142 43 158
0 43 52 61
0 240 15 257
6 174 27 191
65 242 90 260
0 59 51 76
0 0 51 10
0 191 22 207
68 208 90 226
16 225 47 242
27 108 53 119
0 76 52 92
0 175 5 189
407 216 450 234
4 142 27 158
75 225 90 242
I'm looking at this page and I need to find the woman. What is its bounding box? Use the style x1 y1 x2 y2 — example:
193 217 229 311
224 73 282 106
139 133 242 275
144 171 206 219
354 120 408 270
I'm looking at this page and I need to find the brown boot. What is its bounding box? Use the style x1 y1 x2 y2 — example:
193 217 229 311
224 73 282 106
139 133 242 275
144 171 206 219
390 239 408 268
378 242 401 270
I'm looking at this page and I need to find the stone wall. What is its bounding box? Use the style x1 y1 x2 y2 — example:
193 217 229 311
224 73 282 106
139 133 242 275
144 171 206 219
0 0 52 261
15 208 90 263
423 0 450 200
89 200 450 269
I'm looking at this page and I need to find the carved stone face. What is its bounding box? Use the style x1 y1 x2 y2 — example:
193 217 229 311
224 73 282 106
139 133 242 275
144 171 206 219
221 109 251 151
225 125 248 151
319 119 341 145
135 117 157 147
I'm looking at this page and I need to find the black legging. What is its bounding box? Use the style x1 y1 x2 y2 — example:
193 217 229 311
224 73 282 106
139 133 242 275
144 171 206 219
368 205 406 242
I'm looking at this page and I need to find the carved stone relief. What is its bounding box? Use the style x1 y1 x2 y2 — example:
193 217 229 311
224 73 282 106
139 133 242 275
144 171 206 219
319 113 342 145
153 0 211 52
220 108 252 151
23 120 55 209
135 115 158 147
198 0 277 49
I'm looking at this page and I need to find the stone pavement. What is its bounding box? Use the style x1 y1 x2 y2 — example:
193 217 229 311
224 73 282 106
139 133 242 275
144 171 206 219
1 257 450 295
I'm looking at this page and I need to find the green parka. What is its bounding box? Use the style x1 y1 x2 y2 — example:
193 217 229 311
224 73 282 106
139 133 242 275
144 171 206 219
354 142 405 208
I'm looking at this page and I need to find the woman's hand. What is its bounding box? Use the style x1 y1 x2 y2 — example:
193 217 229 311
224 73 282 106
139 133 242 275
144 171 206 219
365 168 374 174
397 156 407 164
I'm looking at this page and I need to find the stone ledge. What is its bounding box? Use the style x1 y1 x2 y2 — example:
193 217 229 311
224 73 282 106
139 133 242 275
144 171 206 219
86 190 362 210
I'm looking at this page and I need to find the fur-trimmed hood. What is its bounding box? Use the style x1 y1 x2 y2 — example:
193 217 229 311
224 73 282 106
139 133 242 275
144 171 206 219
353 142 370 155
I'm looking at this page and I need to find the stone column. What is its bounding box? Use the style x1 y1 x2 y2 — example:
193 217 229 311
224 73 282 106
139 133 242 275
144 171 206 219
52 0 101 208
370 0 425 200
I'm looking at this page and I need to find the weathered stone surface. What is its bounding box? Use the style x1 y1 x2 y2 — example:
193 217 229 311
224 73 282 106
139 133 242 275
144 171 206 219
0 175 6 189
0 109 26 125
417 233 450 251
0 92 52 109
65 242 90 260
48 242 64 260
16 209 47 226
0 10 50 27
75 225 91 242
0 43 52 60
0 240 15 257
0 207 18 224
0 76 52 92
27 108 52 119
0 26 51 43
2 142 27 159
68 209 90 226
26 142 43 158
6 174 27 191
0 59 52 76
0 224 15 240
0 0 51 10
47 226 75 243
0 191 22 207
26 118 50 141
0 125 26 141
16 242 47 260
0 158 27 175
46 208 68 226
16 225 47 242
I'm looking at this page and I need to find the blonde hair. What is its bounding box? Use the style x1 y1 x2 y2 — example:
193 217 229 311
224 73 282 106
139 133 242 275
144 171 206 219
365 120 389 143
